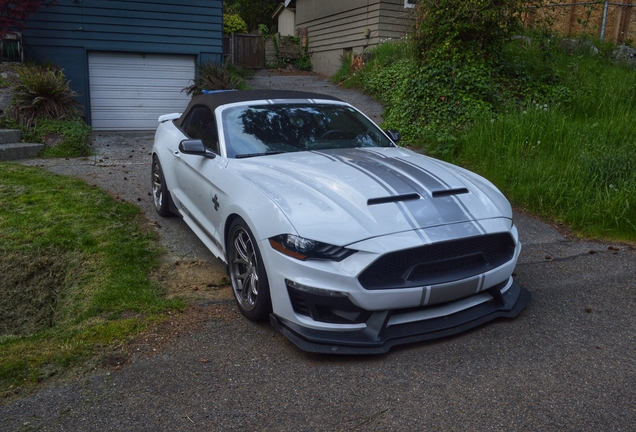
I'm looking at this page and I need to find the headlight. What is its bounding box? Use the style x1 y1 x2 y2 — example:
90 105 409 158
269 234 355 261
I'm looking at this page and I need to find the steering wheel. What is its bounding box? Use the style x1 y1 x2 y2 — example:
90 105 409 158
319 130 346 140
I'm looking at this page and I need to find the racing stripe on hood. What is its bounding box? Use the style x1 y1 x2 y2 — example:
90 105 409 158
386 153 487 235
316 149 483 232
314 149 430 243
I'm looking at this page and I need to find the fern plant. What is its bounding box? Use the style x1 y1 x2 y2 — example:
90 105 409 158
182 61 243 96
4 65 82 128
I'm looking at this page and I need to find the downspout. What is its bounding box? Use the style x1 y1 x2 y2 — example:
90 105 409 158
600 0 609 41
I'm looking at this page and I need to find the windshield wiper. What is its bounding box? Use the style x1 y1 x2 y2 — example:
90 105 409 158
235 151 284 159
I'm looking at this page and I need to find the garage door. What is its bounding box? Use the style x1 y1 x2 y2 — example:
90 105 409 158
89 52 195 130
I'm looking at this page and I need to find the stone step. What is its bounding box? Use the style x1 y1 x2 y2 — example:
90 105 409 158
0 129 21 144
0 143 44 161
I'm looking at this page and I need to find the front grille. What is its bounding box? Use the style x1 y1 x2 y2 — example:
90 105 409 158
358 232 515 290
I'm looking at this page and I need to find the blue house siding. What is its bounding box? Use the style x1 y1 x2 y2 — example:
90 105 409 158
21 0 223 125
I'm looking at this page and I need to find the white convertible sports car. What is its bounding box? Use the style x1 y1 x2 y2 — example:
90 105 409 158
152 90 530 354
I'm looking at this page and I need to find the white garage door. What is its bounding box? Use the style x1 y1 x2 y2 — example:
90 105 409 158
89 52 195 130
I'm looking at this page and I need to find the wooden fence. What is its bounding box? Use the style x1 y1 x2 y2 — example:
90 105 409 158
224 33 264 68
525 1 635 44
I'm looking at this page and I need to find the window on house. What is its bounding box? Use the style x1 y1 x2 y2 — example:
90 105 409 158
404 0 417 8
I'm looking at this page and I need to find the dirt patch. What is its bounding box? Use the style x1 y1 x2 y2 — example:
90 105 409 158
154 258 232 304
0 250 71 337
120 258 239 358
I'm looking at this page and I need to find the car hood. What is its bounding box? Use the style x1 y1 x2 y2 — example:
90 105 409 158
231 147 512 245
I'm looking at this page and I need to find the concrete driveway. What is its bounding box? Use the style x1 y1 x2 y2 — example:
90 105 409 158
3 71 635 431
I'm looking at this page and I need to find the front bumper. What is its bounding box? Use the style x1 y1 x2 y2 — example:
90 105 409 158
270 280 531 354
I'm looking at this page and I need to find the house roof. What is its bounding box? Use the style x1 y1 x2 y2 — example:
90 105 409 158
272 0 296 18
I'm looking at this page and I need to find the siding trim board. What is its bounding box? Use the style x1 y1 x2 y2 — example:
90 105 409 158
21 0 223 129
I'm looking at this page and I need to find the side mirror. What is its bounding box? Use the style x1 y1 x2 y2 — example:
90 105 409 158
178 139 216 159
384 129 401 144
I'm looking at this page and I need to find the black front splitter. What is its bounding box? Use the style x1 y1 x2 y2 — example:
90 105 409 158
270 280 531 355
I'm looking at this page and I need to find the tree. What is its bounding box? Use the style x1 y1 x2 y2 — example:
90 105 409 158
0 0 56 37
224 0 278 33
414 0 531 63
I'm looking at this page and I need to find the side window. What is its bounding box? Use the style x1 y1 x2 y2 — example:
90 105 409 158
182 106 220 154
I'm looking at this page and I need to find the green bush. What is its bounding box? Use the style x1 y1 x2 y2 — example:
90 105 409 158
4 65 82 128
332 7 565 150
224 13 247 35
34 119 92 157
414 0 529 63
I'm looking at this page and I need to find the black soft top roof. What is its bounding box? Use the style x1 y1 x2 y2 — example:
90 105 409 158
175 90 343 128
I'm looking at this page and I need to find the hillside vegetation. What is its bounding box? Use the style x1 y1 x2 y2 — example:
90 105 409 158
333 0 636 242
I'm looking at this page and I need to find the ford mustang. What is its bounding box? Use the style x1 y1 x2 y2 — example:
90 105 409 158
151 90 530 354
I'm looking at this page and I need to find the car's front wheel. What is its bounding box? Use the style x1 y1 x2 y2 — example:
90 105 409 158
152 155 175 217
227 218 272 321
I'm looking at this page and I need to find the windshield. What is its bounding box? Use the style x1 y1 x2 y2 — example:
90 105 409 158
221 103 393 158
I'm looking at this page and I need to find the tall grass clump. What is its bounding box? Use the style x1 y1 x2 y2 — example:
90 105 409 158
454 52 636 240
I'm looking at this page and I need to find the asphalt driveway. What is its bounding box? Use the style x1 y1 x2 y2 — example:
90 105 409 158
2 71 635 431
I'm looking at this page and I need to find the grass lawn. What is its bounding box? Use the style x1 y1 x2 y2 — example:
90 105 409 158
0 163 184 394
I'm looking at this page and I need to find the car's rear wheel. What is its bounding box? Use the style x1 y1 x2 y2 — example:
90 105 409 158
152 155 174 217
228 218 271 321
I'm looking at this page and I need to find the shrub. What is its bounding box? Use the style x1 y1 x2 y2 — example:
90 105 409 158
34 118 92 157
182 61 244 96
224 13 247 35
330 2 566 150
4 64 82 128
414 0 530 64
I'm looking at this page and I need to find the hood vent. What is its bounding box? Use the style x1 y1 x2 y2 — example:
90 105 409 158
432 188 469 198
368 193 421 206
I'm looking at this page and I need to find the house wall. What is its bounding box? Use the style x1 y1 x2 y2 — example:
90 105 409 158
21 0 223 125
295 0 414 75
278 8 296 36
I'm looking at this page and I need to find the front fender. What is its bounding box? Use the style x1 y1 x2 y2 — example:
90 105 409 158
216 173 297 256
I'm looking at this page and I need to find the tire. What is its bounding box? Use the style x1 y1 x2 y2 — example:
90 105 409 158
227 217 272 321
151 155 175 217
